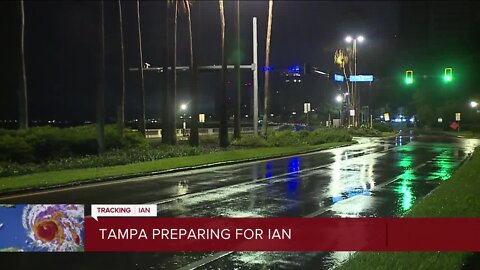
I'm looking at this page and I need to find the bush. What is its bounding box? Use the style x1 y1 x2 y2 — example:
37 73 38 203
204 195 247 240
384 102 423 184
307 128 352 145
348 127 382 137
0 125 146 163
372 121 394 132
231 135 268 147
267 131 304 147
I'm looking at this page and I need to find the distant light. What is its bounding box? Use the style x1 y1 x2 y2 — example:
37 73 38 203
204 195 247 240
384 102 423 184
438 118 443 123
345 36 353 43
292 112 297 115
357 35 365 42
470 101 478 108
336 95 343 103
270 113 274 117
289 66 301 72
180 104 187 110
245 114 249 117
410 117 415 123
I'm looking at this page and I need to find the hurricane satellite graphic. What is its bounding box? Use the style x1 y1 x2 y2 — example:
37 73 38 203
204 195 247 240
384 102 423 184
0 204 84 252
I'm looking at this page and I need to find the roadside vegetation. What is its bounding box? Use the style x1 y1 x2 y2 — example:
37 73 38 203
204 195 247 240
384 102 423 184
0 126 355 182
337 146 480 270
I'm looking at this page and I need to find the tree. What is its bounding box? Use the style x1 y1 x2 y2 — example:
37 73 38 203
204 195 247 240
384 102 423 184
136 0 146 136
334 49 352 126
218 0 229 147
261 0 274 137
96 1 106 153
18 0 28 129
182 0 199 146
233 0 241 139
162 0 171 144
116 0 125 136
169 0 178 145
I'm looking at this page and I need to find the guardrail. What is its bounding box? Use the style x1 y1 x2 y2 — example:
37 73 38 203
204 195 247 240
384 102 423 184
141 126 282 139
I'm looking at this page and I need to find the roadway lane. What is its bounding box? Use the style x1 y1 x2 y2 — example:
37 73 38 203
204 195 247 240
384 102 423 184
1 133 478 270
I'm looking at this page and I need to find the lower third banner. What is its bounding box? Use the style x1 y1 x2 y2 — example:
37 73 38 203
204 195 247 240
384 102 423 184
84 217 480 252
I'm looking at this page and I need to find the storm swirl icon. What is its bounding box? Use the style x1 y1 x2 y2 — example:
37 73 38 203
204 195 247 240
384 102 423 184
22 204 84 252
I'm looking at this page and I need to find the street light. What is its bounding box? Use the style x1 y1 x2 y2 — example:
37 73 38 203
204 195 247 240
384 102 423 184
470 101 478 108
180 103 187 136
336 94 343 103
345 34 365 126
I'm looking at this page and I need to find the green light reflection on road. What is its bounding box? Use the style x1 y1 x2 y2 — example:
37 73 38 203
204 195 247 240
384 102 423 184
395 155 416 211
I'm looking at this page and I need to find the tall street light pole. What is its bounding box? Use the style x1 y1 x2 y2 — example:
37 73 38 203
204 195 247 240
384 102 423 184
345 35 364 127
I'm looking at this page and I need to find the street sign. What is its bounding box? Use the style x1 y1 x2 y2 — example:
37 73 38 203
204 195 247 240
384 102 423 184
455 112 461 121
349 75 374 82
199 114 206 123
303 103 311 114
384 113 390 122
450 121 459 130
334 74 345 82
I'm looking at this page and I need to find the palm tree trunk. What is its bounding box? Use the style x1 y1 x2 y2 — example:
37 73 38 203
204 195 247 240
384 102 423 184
218 0 229 147
136 0 146 136
162 1 171 144
18 0 28 129
233 0 241 139
261 0 274 137
186 1 199 146
96 1 106 153
117 0 125 136
169 1 178 145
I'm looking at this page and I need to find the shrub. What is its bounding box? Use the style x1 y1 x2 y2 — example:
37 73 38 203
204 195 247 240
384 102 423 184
267 131 304 146
0 125 146 163
0 134 34 162
231 135 268 147
307 128 352 145
372 121 394 132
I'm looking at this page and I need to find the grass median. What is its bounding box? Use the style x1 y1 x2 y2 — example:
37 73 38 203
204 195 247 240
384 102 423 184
0 141 353 193
337 147 480 270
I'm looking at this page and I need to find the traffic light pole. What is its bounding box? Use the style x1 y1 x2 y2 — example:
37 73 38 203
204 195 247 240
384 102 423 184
129 18 259 137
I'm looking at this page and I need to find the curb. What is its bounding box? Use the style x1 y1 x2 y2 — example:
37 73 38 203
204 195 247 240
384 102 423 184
0 142 356 197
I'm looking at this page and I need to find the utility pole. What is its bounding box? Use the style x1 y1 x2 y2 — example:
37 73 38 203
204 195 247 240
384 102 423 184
234 0 241 139
252 17 258 136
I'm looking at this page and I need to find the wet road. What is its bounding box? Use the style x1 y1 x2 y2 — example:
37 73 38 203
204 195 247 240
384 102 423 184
1 132 479 270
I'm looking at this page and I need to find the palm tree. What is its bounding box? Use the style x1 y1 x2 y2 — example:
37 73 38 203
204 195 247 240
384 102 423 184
169 0 178 145
18 0 28 129
96 1 106 153
182 0 199 146
334 49 352 126
233 0 241 139
261 0 274 137
136 0 146 136
218 0 229 147
117 0 125 136
162 0 171 144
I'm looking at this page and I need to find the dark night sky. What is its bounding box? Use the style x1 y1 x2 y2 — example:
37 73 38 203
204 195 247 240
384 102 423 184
0 1 478 123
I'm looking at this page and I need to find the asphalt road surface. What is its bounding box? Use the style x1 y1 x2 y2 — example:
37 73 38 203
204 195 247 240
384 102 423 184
1 132 478 270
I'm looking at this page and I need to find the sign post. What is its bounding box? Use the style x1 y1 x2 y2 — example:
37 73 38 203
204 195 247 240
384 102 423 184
455 113 461 132
304 103 311 126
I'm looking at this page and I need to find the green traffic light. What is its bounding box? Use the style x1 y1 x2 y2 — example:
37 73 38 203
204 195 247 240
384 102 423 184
444 67 453 82
405 70 413 85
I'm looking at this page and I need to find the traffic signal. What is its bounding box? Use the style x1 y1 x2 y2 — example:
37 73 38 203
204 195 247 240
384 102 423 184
444 67 453 82
405 70 413 85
